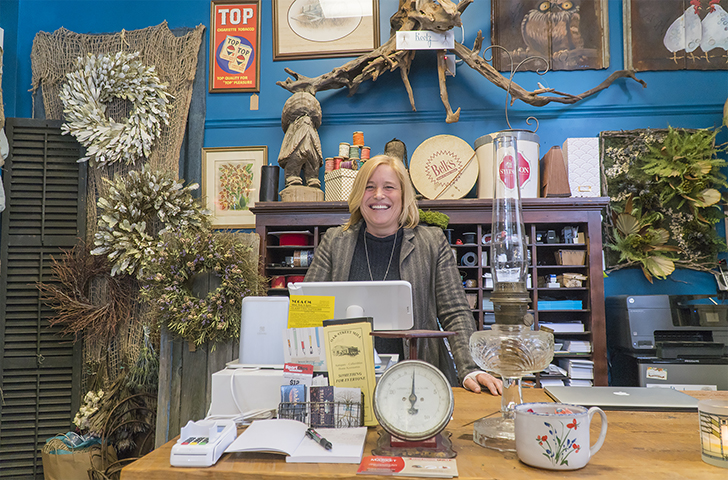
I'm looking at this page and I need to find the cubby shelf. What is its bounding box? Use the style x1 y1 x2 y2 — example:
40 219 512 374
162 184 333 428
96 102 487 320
252 197 609 386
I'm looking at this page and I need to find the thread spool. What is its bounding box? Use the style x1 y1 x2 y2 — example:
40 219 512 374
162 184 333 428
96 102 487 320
259 165 280 202
349 145 360 160
339 142 350 158
361 146 371 160
341 160 353 170
333 157 343 170
324 157 335 173
353 131 364 146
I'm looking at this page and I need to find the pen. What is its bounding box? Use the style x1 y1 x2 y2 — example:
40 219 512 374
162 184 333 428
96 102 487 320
305 427 332 450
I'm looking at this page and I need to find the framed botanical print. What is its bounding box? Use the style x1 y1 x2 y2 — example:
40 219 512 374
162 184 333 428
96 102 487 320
202 146 267 228
624 0 728 71
209 0 261 92
272 0 379 60
490 0 610 71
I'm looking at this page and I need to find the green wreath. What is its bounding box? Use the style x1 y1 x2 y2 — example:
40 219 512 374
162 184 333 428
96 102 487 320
59 51 171 167
91 165 209 277
139 229 268 346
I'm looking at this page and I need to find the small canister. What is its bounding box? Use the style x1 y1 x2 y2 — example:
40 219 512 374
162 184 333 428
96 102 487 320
353 131 364 146
338 142 350 158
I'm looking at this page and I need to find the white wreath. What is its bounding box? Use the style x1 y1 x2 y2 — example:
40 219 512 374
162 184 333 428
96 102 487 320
59 51 171 168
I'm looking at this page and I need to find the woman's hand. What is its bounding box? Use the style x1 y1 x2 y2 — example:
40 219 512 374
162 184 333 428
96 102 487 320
463 372 503 396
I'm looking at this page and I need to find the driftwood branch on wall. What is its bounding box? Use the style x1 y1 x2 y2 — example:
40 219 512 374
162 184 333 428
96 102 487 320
277 0 646 123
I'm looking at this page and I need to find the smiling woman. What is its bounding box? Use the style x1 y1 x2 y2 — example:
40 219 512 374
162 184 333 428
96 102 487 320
304 155 503 396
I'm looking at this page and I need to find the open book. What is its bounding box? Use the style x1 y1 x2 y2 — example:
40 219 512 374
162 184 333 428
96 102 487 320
225 418 367 464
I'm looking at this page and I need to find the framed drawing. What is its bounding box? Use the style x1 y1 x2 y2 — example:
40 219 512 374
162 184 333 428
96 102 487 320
202 146 267 228
272 0 379 60
624 0 728 71
209 0 261 92
491 0 609 72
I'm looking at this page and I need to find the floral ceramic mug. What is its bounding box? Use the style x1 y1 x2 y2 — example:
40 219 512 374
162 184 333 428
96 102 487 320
514 402 608 470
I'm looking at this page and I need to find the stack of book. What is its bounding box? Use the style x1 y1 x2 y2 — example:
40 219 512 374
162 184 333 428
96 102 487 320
561 340 592 353
556 358 594 380
539 321 584 333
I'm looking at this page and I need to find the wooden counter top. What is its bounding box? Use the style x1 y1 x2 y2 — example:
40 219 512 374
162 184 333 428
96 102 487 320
121 388 728 480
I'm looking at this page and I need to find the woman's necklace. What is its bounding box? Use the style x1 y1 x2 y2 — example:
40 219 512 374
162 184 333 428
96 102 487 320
364 228 398 281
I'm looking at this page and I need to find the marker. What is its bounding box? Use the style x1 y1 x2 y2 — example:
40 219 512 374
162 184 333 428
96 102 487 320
305 427 332 450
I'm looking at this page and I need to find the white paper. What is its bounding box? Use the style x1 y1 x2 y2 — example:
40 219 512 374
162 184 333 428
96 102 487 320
396 30 454 50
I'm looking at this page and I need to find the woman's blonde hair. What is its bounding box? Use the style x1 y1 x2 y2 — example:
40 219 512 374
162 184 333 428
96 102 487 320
344 155 420 231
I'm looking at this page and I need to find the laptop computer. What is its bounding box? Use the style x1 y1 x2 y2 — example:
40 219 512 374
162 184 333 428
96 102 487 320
544 386 699 410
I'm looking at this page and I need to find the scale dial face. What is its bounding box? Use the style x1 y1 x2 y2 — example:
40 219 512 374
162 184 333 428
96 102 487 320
373 360 454 442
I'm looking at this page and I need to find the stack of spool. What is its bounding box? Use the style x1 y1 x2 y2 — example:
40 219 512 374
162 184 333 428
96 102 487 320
324 131 371 173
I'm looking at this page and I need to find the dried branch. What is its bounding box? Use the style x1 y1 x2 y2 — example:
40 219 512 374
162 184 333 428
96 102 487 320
277 0 646 123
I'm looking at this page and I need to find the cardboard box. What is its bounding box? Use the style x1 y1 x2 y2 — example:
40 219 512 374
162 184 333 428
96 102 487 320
562 137 600 197
555 249 586 266
324 168 359 202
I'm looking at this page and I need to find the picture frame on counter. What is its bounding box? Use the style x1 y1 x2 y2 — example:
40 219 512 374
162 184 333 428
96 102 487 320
272 0 380 60
209 0 261 92
202 146 267 228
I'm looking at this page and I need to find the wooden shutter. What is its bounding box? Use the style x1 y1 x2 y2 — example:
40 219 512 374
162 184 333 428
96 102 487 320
0 118 86 480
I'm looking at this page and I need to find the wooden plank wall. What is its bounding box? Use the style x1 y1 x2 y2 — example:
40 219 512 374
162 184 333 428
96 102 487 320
155 232 259 447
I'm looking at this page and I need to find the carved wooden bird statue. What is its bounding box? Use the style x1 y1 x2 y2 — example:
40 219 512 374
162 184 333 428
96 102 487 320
521 0 584 57
278 92 323 188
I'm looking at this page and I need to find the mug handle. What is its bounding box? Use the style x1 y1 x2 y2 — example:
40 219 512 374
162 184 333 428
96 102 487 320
587 406 608 456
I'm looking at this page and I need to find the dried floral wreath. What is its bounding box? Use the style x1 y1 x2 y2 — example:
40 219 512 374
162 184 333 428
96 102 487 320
37 244 137 344
91 166 209 277
139 228 267 347
59 51 171 167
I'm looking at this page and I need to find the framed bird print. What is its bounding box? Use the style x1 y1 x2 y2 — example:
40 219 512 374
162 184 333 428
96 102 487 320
201 146 267 228
491 0 610 72
624 0 728 71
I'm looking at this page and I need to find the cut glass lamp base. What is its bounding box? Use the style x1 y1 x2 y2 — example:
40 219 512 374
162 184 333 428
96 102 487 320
473 416 516 452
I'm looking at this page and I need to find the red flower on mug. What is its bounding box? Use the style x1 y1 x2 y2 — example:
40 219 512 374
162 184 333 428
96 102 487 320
537 435 547 445
567 419 577 430
573 443 581 453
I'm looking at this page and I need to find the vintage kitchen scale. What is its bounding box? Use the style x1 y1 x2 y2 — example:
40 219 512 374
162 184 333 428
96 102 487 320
371 330 457 458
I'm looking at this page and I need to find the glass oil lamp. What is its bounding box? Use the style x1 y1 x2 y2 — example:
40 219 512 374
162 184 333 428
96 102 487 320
470 133 554 451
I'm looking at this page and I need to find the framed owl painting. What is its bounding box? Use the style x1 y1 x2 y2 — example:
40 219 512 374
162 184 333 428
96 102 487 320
624 0 728 71
491 0 610 71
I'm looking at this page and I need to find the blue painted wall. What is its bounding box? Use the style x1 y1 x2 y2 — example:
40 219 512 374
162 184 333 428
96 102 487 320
1 0 727 298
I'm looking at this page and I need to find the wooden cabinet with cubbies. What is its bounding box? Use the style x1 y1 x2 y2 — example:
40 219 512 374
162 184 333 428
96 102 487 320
252 197 610 385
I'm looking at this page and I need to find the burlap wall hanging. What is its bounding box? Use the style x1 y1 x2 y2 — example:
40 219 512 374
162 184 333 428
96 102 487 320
30 22 205 384
31 21 205 243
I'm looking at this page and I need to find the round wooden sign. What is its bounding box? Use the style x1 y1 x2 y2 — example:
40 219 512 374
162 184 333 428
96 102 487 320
409 134 478 199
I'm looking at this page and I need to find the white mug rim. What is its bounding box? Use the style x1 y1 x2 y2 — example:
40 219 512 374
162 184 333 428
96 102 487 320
515 402 589 416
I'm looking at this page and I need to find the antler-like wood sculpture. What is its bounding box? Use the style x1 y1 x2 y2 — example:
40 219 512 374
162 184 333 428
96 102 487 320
277 0 646 124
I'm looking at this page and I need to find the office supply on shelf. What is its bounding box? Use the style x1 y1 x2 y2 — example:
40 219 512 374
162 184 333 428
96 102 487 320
545 386 699 410
225 419 367 464
306 427 332 450
357 456 459 478
557 358 594 379
562 340 592 353
538 321 585 333
170 419 236 467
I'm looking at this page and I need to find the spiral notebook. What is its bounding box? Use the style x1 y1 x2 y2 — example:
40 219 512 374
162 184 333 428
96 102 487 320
544 386 699 410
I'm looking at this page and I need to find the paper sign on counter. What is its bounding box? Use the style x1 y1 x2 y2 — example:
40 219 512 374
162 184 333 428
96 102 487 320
288 295 335 328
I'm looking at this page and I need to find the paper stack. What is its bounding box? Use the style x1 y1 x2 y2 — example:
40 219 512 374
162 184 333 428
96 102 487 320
557 359 594 380
539 378 566 387
562 340 592 353
539 321 584 333
566 379 593 387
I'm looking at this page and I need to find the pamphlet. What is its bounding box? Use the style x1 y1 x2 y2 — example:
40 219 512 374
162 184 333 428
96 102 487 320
323 321 377 426
225 418 367 464
357 456 458 478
